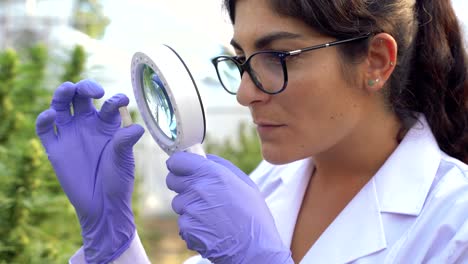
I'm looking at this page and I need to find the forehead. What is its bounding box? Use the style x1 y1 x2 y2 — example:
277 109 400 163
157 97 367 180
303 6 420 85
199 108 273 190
232 0 319 46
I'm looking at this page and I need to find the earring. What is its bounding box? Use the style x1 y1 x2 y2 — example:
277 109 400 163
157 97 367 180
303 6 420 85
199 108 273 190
368 78 380 87
390 61 395 66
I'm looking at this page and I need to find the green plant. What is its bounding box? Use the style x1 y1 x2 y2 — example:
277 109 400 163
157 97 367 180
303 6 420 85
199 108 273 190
0 45 87 263
62 45 86 83
71 0 110 39
204 122 262 175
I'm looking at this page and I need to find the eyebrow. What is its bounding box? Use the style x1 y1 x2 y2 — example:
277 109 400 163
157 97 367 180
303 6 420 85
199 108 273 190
230 31 303 51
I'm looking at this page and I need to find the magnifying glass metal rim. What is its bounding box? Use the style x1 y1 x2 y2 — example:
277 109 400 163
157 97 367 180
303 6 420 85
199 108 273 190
131 45 206 155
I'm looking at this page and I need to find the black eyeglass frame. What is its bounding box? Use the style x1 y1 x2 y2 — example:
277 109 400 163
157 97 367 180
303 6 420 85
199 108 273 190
211 33 371 95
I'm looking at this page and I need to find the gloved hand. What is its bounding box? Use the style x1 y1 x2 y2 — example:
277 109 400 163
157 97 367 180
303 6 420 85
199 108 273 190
35 80 145 264
166 152 293 264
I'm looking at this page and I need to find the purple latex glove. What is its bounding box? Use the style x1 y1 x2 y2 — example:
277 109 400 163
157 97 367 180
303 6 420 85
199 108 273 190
35 80 145 264
166 152 293 264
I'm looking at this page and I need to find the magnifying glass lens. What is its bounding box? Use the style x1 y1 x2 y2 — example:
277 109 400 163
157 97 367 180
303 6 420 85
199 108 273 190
141 64 178 140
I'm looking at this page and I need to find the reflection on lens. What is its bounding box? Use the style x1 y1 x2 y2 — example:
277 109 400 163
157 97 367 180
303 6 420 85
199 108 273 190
141 64 177 141
216 58 241 94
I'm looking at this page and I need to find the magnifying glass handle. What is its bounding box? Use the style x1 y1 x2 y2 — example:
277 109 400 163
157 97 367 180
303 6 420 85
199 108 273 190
186 143 206 158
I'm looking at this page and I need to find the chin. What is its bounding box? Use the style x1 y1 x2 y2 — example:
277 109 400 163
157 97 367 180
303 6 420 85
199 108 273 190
260 139 318 165
261 143 302 165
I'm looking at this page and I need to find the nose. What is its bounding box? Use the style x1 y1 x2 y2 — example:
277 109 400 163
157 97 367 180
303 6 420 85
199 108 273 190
236 72 270 106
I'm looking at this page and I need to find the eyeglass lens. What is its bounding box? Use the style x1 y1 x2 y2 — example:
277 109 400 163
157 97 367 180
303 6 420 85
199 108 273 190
215 58 242 94
216 52 285 94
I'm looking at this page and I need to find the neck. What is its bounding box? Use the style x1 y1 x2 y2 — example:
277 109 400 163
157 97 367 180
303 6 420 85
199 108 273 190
312 111 402 187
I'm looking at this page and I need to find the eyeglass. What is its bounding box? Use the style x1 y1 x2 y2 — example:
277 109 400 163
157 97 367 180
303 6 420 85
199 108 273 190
211 33 371 95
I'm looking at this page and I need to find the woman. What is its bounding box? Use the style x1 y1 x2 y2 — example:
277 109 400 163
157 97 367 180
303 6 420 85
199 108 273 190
36 0 467 263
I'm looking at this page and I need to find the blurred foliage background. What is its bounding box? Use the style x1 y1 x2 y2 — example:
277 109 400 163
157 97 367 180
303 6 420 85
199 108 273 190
205 122 262 175
71 0 110 39
0 1 114 262
0 45 86 263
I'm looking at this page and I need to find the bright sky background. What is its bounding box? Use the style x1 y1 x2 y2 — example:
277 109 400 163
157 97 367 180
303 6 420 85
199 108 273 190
452 0 468 31
86 0 242 117
102 0 233 50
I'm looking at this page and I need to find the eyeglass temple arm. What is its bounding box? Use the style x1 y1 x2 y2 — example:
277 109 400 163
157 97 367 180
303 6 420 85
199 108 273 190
288 33 372 56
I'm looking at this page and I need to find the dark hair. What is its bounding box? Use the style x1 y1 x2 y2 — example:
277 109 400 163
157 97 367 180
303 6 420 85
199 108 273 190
224 0 468 163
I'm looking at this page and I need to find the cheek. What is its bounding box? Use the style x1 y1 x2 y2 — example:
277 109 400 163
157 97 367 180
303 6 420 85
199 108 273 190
260 60 366 163
287 60 361 125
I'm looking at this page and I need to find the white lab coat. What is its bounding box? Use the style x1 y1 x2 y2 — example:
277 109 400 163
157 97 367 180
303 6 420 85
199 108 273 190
71 116 468 264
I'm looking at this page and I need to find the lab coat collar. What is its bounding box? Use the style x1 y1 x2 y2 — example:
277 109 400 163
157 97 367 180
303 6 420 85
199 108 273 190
374 115 441 215
300 115 442 263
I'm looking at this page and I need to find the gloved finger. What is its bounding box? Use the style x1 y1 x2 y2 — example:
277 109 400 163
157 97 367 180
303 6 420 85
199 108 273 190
166 151 208 176
50 82 76 125
166 172 198 193
72 79 105 115
207 154 259 190
99 93 129 124
171 191 200 215
112 124 145 154
35 108 57 149
177 215 210 254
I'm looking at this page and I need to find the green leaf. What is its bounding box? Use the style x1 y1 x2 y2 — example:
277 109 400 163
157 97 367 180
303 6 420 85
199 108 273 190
204 122 262 174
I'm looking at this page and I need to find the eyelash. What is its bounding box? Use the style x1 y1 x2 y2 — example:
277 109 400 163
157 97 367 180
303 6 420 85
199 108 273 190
234 53 301 64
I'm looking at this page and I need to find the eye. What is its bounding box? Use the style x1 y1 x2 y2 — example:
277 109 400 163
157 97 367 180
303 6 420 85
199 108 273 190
266 53 283 64
255 52 283 66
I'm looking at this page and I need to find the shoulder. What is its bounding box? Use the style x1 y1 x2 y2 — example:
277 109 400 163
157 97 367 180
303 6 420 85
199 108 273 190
430 153 468 202
398 155 468 262
421 153 468 224
381 153 468 262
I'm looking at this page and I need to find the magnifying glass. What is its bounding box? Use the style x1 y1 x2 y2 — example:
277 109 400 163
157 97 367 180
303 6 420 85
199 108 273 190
125 45 206 157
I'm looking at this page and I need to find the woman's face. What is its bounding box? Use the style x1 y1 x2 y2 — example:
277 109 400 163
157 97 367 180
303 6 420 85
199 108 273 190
233 0 371 164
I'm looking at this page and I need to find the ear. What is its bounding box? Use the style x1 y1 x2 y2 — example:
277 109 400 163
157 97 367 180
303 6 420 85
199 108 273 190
364 33 397 92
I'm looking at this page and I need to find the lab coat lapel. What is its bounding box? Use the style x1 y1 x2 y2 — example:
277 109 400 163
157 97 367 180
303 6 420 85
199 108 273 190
374 117 440 216
261 157 386 263
300 115 439 263
300 177 386 263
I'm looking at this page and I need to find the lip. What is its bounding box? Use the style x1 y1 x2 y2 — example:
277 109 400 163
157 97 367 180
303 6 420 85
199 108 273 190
254 121 286 135
254 121 284 126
